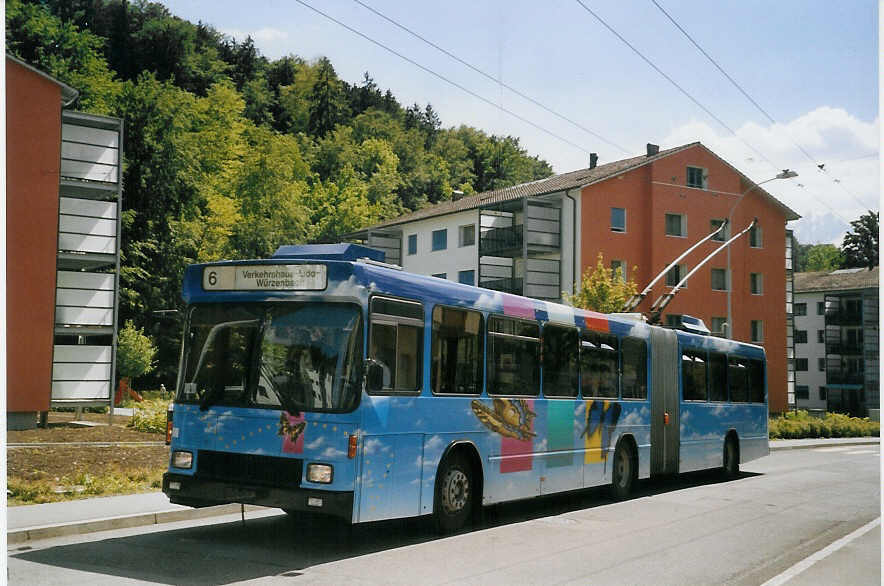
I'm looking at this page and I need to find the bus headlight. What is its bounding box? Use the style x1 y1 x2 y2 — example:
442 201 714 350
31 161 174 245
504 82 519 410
306 463 333 484
172 450 193 469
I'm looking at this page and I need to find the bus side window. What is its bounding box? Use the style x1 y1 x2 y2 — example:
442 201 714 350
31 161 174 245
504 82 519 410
728 357 750 402
580 331 619 399
369 297 424 393
682 350 707 401
748 359 765 403
431 306 484 394
621 337 647 399
542 324 579 398
708 352 728 401
487 316 540 396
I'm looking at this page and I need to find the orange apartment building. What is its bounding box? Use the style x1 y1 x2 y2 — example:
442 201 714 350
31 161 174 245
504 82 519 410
354 142 800 413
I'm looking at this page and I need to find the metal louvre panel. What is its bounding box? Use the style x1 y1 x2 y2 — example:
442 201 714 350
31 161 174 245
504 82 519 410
650 327 679 475
196 451 303 488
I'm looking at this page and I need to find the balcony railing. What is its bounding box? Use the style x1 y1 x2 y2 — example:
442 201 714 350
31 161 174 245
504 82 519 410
479 225 523 257
480 277 523 295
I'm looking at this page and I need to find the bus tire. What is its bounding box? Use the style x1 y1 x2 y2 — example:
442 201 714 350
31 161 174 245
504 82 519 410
723 436 740 478
434 452 473 534
610 441 635 500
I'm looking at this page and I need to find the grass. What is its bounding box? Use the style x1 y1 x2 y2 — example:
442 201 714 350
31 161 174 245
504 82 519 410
769 410 880 439
129 396 173 434
7 468 164 506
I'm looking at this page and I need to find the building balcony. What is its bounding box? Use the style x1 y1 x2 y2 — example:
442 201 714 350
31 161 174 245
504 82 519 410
480 277 523 296
826 369 865 386
479 225 523 257
825 310 863 326
826 342 863 356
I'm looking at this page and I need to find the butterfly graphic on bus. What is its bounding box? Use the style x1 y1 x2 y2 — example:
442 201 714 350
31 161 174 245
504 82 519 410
278 411 306 453
582 400 621 465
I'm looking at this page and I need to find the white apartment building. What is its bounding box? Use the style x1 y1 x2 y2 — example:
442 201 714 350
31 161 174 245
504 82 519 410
793 267 879 416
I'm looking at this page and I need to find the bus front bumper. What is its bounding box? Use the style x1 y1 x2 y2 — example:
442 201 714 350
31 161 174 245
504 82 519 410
162 473 354 522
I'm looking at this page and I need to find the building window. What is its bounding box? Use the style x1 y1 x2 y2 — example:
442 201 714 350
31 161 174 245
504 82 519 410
611 259 627 283
749 225 763 248
795 358 808 371
819 386 827 400
817 301 825 315
794 302 806 316
666 264 687 287
459 224 475 247
818 357 826 372
796 385 809 400
751 320 764 343
710 219 728 241
666 314 683 328
710 317 727 336
686 166 706 188
750 273 763 295
711 268 729 291
431 229 447 251
794 329 807 343
432 273 447 279
817 330 825 343
458 270 475 285
665 213 686 237
407 234 417 255
611 207 626 232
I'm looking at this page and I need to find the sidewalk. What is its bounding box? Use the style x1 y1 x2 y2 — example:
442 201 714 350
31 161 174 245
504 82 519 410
7 437 879 544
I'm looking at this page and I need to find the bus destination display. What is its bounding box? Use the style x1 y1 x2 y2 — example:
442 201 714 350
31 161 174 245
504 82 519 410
202 264 327 291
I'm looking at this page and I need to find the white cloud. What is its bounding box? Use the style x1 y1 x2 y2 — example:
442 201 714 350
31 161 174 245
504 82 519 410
662 107 879 244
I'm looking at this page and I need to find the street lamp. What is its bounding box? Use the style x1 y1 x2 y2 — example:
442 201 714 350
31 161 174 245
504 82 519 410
725 169 798 340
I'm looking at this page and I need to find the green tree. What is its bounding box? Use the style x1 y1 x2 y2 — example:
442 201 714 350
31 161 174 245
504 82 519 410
804 244 842 272
117 320 157 381
308 57 350 137
565 253 639 313
840 211 879 270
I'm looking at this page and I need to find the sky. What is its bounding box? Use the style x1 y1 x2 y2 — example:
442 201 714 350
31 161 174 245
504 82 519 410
161 0 879 245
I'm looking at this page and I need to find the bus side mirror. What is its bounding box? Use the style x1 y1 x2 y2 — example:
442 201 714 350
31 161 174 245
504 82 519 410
365 360 384 393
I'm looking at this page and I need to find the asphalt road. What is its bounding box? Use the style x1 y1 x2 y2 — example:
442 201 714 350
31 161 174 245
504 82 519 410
7 445 880 585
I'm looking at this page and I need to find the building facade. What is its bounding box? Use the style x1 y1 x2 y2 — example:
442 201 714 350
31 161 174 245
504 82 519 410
793 268 879 417
7 55 122 429
352 142 799 413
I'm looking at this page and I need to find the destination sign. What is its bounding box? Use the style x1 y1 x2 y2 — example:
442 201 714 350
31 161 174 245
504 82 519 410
202 264 327 291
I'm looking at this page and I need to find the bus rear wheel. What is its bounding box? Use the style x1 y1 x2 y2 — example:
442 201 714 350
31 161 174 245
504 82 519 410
434 453 473 534
723 437 740 478
610 442 635 500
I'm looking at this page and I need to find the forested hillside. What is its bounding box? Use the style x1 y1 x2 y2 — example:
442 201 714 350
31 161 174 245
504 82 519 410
7 0 553 383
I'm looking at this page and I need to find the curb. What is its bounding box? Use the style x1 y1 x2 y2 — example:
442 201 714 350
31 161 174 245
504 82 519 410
8 503 268 545
769 438 879 451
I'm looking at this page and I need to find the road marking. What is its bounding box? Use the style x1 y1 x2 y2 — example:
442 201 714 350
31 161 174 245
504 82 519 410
844 449 878 455
760 517 880 586
812 447 850 452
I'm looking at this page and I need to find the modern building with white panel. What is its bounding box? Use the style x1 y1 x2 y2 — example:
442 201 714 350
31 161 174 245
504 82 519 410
52 111 123 409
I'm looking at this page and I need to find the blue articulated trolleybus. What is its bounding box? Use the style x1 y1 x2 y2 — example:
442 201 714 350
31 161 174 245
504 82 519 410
163 244 768 532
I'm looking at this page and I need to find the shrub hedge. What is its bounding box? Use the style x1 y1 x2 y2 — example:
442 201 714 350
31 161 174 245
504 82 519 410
128 397 171 434
769 410 880 439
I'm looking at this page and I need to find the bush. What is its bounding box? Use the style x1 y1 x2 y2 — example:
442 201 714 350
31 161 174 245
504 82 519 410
128 397 171 434
769 410 879 439
117 320 157 380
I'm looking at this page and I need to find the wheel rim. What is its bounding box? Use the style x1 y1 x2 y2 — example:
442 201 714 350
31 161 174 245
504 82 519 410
441 468 469 514
615 450 630 487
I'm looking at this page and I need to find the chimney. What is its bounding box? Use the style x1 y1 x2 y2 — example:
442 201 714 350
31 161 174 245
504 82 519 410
589 153 598 169
646 143 660 157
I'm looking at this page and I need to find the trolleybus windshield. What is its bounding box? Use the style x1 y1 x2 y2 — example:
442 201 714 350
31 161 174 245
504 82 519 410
177 302 363 412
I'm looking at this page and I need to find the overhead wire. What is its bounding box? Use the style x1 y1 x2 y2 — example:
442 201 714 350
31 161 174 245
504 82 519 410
650 0 875 211
294 0 611 158
573 0 852 227
352 0 630 155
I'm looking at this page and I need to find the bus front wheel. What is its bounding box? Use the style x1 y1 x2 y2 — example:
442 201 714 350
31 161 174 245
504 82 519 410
434 453 473 534
610 442 635 500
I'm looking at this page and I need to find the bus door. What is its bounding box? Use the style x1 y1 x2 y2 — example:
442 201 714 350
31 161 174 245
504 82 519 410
650 327 679 476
